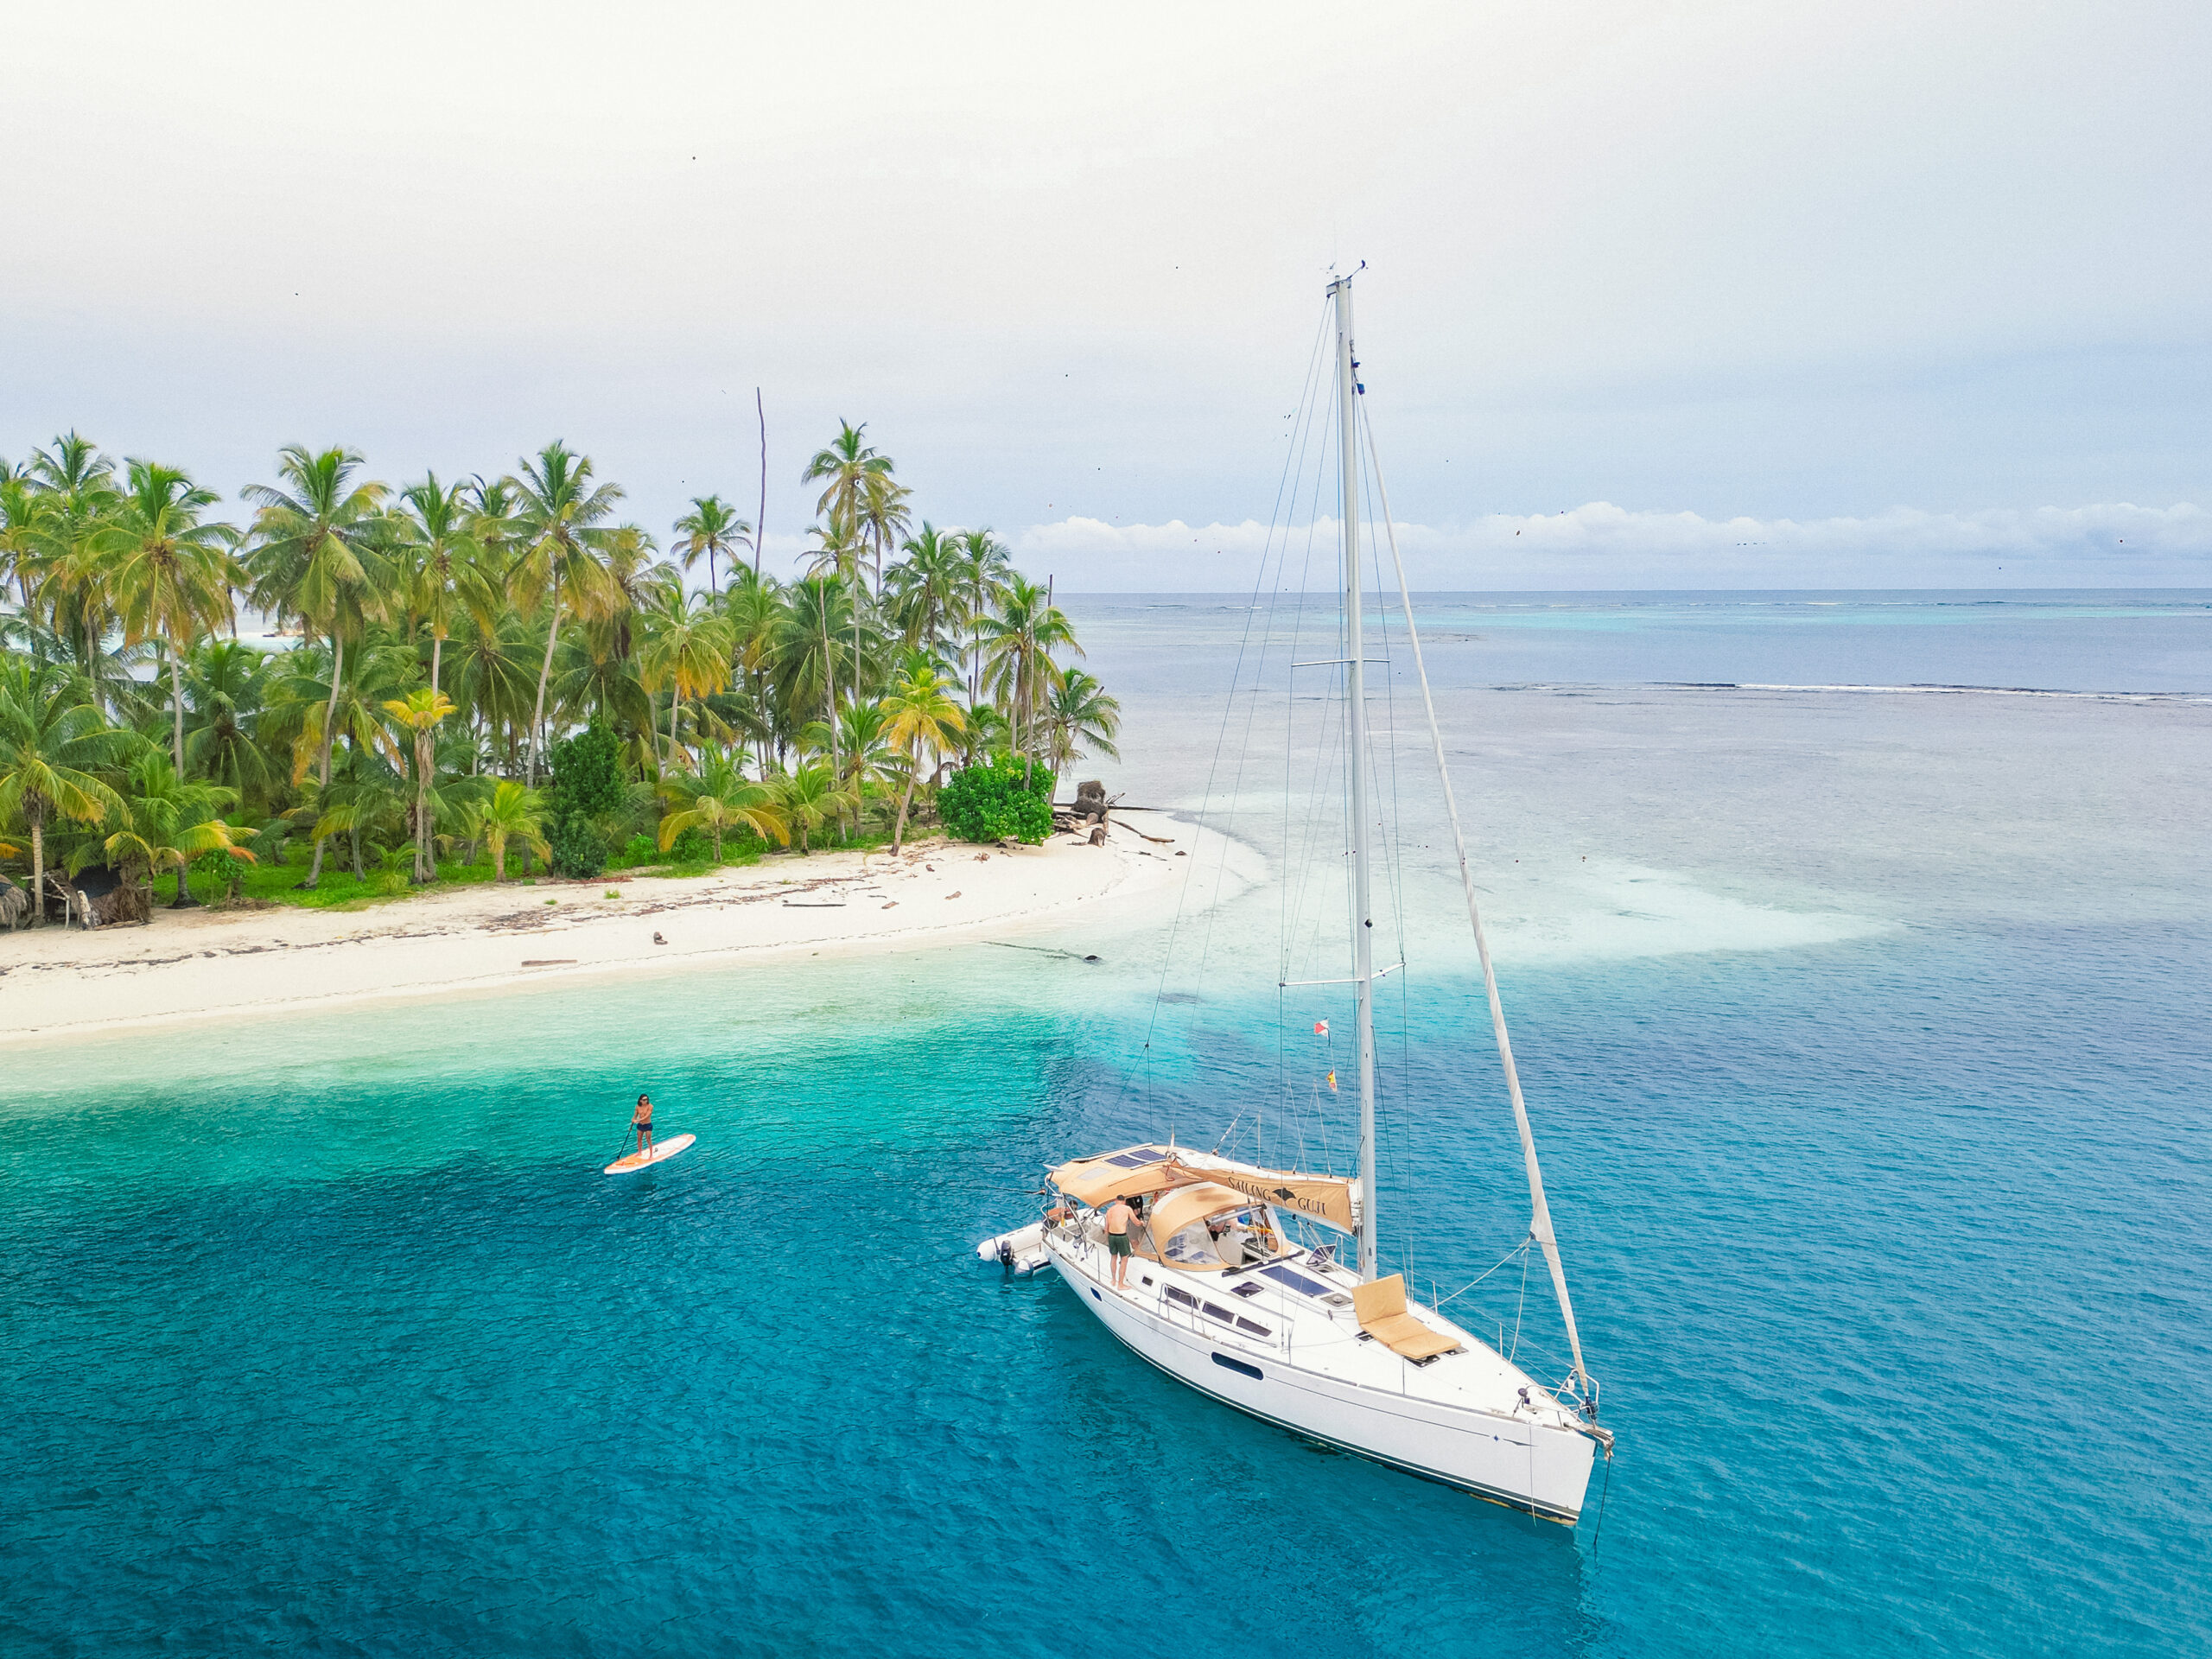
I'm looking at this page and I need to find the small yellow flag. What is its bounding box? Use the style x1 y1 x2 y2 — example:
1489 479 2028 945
1326 1070 1338 1092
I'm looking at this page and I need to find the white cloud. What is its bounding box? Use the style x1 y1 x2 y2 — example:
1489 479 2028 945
1014 502 2212 589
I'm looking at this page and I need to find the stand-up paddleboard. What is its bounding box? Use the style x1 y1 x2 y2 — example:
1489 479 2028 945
605 1133 696 1175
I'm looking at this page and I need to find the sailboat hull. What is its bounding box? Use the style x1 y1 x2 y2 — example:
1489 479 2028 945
1049 1245 1597 1522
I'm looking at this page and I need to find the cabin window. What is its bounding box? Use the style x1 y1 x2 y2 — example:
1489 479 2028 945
1202 1302 1236 1324
1236 1318 1271 1338
1165 1286 1198 1308
1211 1354 1263 1380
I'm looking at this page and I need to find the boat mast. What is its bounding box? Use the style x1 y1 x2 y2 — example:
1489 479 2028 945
1332 272 1380 1284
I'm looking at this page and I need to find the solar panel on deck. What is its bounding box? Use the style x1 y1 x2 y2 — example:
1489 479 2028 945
1261 1264 1332 1300
1104 1148 1169 1168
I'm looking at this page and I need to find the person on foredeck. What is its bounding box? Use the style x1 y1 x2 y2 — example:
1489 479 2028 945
631 1093 654 1158
1103 1194 1137 1288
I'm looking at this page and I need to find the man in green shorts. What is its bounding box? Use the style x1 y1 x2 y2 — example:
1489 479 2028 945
1103 1194 1137 1288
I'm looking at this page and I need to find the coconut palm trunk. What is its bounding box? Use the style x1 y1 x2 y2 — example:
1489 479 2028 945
416 728 437 883
527 581 559 788
304 632 344 888
168 641 187 773
893 769 916 854
29 809 46 929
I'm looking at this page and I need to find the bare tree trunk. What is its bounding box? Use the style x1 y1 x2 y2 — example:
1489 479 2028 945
429 632 444 698
304 632 343 889
527 582 560 788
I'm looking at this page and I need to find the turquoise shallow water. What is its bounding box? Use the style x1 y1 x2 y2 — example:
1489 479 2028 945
4 592 2210 1656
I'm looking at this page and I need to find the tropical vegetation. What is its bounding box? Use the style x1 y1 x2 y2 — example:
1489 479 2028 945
0 424 1118 925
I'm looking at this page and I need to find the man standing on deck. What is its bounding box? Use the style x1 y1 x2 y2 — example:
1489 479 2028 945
631 1093 654 1159
1103 1194 1137 1288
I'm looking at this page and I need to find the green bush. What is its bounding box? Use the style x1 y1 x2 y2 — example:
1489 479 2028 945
200 848 252 905
938 753 1055 845
614 833 658 868
548 811 607 880
549 721 626 823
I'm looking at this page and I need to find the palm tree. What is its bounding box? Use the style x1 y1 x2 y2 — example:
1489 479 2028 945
774 572 855 784
0 473 43 611
981 574 1082 782
657 745 789 861
720 566 783 761
22 433 125 709
384 688 457 882
99 461 241 772
1043 667 1122 770
181 639 277 810
802 421 893 538
856 468 912 598
0 656 130 924
263 639 410 791
883 522 966 653
639 587 735 772
103 753 253 910
241 445 392 887
801 700 893 839
878 655 965 852
506 441 623 788
397 472 480 697
672 495 752 599
776 758 854 854
472 779 548 881
956 528 1012 709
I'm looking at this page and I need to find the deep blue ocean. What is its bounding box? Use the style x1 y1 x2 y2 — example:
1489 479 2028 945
4 592 2209 1656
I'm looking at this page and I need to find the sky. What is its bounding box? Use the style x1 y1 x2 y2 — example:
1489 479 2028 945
3 1 2208 589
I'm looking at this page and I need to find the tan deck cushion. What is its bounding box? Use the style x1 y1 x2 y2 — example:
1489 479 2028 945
1353 1274 1408 1323
1353 1274 1461 1360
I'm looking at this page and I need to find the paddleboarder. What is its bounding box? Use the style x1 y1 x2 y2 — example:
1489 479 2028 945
631 1093 654 1159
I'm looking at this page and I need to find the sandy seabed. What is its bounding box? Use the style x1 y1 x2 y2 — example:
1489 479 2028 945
0 811 1236 1046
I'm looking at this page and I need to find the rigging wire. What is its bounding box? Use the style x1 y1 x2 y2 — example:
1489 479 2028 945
1130 302 1331 1133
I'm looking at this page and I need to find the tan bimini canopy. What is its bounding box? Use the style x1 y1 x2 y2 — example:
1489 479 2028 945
1135 1183 1251 1266
1162 1160 1356 1234
1051 1147 1187 1208
1051 1146 1358 1234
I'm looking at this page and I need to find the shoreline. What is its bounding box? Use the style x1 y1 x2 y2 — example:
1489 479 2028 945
0 811 1243 1049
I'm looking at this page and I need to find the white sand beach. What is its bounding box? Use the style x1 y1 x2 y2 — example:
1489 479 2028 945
0 811 1241 1046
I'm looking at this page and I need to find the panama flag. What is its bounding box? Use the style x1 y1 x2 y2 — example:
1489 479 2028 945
1313 1020 1329 1035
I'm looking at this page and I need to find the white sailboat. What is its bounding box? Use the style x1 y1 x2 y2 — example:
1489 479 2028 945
979 272 1614 1522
